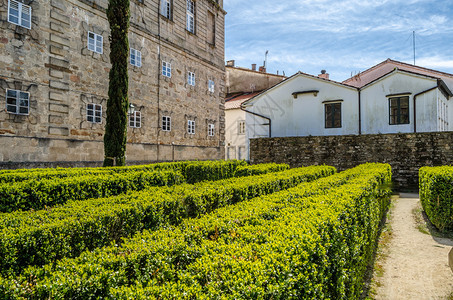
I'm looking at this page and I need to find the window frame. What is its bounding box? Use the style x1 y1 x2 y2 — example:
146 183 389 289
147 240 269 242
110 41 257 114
389 96 410 125
162 61 172 78
188 71 196 86
324 102 342 129
187 119 195 134
186 0 195 33
238 120 246 135
162 116 171 131
208 123 215 136
87 31 103 54
87 103 103 124
5 89 30 115
129 111 141 128
8 0 31 29
130 48 142 67
208 80 215 93
161 0 172 19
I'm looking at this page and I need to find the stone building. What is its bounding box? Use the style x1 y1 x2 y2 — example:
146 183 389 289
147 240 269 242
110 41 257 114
0 0 226 167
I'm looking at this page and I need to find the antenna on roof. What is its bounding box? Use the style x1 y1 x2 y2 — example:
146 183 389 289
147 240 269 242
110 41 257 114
413 31 416 65
264 50 269 69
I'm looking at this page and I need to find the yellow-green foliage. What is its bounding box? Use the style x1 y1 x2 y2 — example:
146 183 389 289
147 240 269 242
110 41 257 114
419 166 453 231
0 164 391 299
234 163 289 177
0 166 334 276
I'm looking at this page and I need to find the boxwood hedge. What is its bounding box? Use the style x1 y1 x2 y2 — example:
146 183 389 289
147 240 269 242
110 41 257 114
0 164 391 299
0 166 334 276
419 166 453 231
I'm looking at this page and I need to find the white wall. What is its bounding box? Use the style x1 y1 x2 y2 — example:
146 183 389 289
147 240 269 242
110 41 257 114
360 72 438 134
224 108 247 160
245 74 359 139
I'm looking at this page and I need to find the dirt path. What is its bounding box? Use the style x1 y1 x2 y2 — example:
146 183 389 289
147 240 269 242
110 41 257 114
373 193 453 300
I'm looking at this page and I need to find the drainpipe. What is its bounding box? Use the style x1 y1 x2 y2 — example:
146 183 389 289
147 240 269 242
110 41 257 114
413 84 438 133
358 89 362 135
240 106 272 138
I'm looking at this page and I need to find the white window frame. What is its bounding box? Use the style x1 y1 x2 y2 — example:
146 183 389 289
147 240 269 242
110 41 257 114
187 120 195 134
188 71 196 86
162 116 171 131
6 89 29 115
208 80 215 93
238 120 246 135
129 111 141 128
130 48 142 67
161 0 171 19
88 31 103 54
162 61 171 78
208 123 215 136
186 0 195 33
87 103 102 123
8 0 31 29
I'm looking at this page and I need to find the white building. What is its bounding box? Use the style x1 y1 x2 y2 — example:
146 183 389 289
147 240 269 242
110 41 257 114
242 59 453 158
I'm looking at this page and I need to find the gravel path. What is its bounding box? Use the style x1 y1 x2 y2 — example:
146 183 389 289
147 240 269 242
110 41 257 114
374 193 453 300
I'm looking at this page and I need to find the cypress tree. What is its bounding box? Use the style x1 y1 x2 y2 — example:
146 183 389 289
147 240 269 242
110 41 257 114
103 0 130 167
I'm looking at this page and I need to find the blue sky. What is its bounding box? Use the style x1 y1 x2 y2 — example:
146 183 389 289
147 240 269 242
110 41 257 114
224 0 453 82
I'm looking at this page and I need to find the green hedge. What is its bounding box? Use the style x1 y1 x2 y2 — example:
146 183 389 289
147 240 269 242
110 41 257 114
0 161 255 213
0 160 246 184
0 166 335 276
0 170 184 213
234 163 289 177
0 164 391 299
419 166 453 231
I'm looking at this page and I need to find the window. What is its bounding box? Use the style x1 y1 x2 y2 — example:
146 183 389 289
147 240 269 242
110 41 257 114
129 111 141 128
162 116 171 131
208 123 215 136
188 72 195 86
187 120 195 134
8 0 31 29
162 61 171 78
130 48 142 67
238 120 245 134
208 80 215 93
325 103 341 128
6 89 29 115
88 31 103 54
161 0 171 19
389 96 409 125
186 0 195 33
87 103 102 123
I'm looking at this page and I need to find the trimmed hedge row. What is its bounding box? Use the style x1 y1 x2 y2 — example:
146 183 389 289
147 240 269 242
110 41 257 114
0 170 184 213
234 163 289 177
0 160 260 213
0 160 247 184
419 166 453 231
0 164 391 299
0 166 335 276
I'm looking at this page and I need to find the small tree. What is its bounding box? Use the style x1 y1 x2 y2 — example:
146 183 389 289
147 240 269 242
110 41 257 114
103 0 130 167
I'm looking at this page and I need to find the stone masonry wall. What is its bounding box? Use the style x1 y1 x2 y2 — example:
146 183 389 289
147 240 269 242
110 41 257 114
0 0 226 165
250 132 453 190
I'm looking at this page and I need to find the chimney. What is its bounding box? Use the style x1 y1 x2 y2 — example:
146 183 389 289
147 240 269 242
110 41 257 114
259 66 266 73
251 64 257 71
226 60 235 67
318 69 329 79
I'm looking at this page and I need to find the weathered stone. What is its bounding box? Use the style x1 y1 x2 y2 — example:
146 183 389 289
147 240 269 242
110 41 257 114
49 80 69 91
50 45 68 57
49 69 64 79
49 92 64 101
49 103 69 114
50 33 69 46
48 127 69 136
51 0 67 12
49 115 64 124
50 22 66 34
49 56 69 69
50 10 70 25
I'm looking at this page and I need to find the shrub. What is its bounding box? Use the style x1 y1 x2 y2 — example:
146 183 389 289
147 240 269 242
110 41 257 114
234 163 289 177
419 166 453 231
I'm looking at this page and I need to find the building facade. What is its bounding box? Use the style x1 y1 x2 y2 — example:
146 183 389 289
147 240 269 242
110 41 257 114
243 60 453 158
0 0 226 166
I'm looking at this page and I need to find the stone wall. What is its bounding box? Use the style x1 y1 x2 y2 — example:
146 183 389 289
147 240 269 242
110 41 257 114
0 0 226 164
250 132 453 190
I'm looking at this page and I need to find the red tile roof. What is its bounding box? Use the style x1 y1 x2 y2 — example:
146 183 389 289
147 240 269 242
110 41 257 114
225 92 262 110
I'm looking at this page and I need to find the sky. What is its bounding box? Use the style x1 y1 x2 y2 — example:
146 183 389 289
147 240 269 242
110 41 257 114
224 0 453 82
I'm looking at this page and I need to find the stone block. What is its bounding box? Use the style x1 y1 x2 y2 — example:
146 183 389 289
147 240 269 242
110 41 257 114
50 22 66 34
51 0 68 12
49 103 69 114
49 69 64 79
50 80 69 91
49 91 64 101
48 127 69 136
50 10 70 25
49 115 64 125
50 44 68 57
50 33 70 47
49 56 69 69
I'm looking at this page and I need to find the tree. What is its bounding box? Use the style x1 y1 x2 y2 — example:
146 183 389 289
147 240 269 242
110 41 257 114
103 0 130 167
